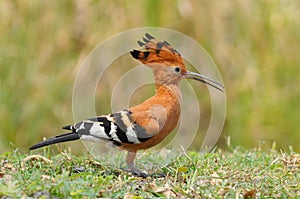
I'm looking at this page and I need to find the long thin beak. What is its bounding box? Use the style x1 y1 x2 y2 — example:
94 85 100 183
183 71 224 92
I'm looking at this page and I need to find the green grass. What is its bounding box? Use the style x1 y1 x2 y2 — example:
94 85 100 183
1 146 299 198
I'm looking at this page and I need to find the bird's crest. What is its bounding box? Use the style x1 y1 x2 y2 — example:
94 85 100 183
130 33 184 67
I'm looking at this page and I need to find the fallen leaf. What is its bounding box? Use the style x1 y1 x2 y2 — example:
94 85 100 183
42 175 55 182
4 163 14 169
244 189 256 198
149 182 177 197
177 166 188 173
149 182 166 193
211 172 222 185
218 188 227 197
123 193 134 199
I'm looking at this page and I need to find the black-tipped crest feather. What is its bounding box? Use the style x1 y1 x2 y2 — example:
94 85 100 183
145 33 154 40
143 37 150 43
163 41 170 46
137 41 145 47
130 50 140 59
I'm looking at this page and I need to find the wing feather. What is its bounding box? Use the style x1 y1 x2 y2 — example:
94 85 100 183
69 110 159 145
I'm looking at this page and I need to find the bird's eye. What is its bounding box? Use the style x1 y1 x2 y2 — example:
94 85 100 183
174 67 181 73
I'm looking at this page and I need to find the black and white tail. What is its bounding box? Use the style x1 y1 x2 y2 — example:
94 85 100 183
29 132 80 150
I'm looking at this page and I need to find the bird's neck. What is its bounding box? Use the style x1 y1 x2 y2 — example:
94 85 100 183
155 83 182 105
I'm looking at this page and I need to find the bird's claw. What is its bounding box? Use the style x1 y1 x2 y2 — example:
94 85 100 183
129 168 148 178
125 164 148 178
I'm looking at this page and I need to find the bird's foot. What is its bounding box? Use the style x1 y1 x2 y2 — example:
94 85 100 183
149 172 166 178
126 164 148 178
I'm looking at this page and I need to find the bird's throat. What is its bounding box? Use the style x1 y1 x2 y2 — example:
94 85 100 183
155 83 182 105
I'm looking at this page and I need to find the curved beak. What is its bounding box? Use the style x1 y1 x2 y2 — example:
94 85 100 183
183 71 224 92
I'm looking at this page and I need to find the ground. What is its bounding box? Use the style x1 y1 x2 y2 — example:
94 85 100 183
0 146 299 198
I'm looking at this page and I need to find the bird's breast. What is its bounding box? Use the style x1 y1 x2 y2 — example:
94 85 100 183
122 84 182 151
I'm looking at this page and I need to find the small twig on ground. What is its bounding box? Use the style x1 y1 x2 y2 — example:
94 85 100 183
21 155 53 170
180 146 195 167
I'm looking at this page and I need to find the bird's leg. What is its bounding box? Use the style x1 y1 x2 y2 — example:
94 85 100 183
126 151 148 177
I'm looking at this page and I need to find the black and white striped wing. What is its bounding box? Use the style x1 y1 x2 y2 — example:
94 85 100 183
64 110 151 146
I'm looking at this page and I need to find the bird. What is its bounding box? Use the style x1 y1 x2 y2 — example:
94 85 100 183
29 33 224 177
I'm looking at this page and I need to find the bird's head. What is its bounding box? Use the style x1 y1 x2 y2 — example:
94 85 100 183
130 33 224 91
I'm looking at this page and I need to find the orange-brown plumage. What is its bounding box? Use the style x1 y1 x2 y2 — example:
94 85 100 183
123 84 181 152
29 33 224 177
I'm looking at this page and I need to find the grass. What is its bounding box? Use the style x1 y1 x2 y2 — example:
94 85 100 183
1 145 299 198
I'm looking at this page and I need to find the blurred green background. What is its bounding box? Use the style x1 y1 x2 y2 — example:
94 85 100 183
1 0 300 153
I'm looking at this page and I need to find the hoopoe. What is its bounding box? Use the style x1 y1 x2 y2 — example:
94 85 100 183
29 33 224 177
